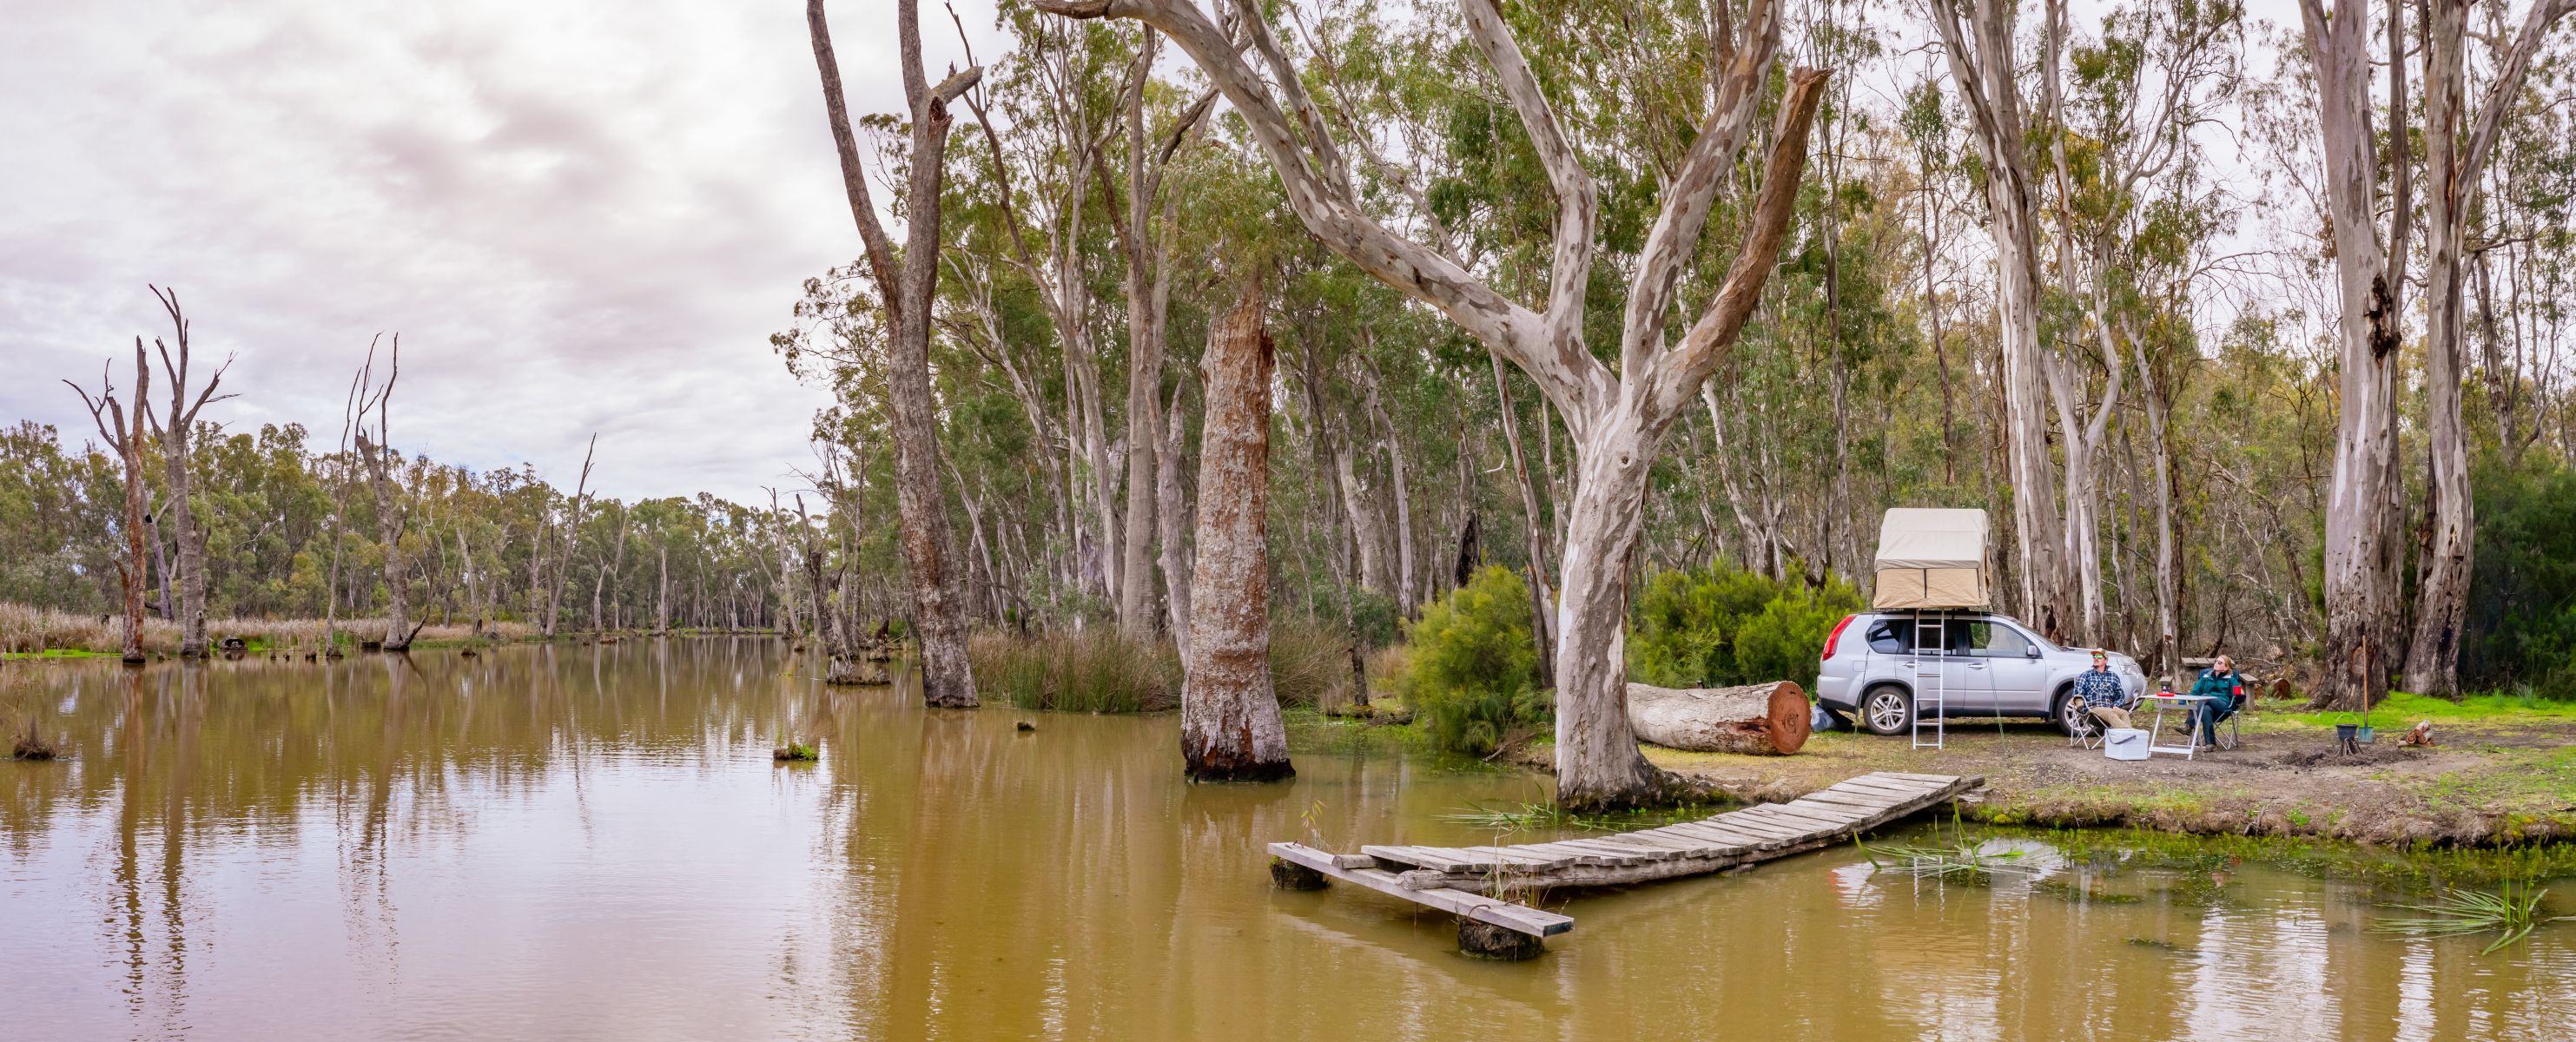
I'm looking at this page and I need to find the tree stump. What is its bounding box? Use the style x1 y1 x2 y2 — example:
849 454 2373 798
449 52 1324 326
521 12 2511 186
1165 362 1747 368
1624 680 1812 755
1270 858 1326 891
1457 919 1543 960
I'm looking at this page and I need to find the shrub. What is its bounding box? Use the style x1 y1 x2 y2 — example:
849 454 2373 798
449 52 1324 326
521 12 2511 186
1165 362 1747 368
1303 584 1402 650
1404 566 1547 755
1627 564 1863 691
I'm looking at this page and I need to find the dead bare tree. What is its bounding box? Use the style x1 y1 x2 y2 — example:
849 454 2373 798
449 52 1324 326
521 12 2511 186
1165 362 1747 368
807 0 980 707
545 434 598 637
1181 284 1291 781
352 337 415 651
1040 0 1826 809
135 286 234 656
63 348 152 664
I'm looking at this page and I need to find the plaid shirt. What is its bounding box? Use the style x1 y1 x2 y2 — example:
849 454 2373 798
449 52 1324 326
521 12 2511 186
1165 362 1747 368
2073 668 2128 709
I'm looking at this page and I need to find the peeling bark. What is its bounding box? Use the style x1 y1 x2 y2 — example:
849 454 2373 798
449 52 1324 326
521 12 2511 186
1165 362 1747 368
1181 286 1292 782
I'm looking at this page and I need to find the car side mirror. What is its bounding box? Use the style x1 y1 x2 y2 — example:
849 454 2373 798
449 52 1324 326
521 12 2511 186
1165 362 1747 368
2025 646 2042 658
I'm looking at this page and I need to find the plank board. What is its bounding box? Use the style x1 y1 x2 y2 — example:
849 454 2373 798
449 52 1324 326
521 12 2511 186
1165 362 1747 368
1271 772 1975 946
1271 842 1574 937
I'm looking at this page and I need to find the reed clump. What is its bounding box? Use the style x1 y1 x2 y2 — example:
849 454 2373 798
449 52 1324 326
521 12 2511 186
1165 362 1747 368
971 630 1181 713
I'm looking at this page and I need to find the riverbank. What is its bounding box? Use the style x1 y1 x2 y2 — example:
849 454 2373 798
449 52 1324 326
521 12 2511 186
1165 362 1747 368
0 602 573 657
1628 693 2576 847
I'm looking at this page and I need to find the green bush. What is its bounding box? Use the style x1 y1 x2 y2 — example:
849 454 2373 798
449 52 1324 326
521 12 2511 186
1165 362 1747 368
1403 565 1548 755
1305 583 1401 650
970 631 1180 712
1627 564 1863 691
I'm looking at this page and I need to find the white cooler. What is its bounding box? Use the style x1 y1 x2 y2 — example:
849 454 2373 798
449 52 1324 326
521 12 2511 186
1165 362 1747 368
2103 728 2150 761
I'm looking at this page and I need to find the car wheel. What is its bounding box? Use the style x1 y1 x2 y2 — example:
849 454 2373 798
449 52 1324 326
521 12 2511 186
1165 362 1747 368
1859 685 1913 736
2055 689 2094 737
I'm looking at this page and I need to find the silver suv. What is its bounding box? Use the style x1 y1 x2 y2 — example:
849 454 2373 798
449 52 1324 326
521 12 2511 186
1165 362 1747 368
1814 610 2146 736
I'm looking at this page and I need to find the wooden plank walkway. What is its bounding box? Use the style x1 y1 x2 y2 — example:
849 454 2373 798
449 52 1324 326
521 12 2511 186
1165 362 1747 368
1270 771 1979 946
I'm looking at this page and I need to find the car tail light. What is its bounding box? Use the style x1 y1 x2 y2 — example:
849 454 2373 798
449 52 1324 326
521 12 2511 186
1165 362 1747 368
1822 614 1855 661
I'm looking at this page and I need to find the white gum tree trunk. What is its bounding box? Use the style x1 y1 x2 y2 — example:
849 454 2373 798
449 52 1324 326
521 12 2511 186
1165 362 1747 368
2406 0 2573 696
1041 0 1826 809
2302 0 2408 710
1931 0 2076 643
1180 286 1291 782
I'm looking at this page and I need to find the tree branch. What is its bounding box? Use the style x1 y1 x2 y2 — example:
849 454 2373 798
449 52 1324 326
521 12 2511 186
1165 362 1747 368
1651 68 1830 412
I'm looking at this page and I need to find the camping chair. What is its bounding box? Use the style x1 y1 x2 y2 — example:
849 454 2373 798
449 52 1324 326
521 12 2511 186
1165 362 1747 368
2212 675 2254 751
2068 705 2103 750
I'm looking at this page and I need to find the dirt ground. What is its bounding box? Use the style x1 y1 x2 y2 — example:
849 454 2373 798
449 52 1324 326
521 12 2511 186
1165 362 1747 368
1599 702 2576 847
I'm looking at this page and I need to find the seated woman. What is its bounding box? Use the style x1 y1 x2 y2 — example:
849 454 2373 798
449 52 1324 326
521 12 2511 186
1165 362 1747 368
2185 655 2247 745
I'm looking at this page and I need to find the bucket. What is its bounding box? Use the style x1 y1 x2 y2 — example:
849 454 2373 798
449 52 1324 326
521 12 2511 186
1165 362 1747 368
2104 729 2150 761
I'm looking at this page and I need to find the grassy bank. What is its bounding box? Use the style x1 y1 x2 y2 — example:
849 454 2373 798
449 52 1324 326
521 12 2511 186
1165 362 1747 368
0 602 537 657
1641 694 2576 847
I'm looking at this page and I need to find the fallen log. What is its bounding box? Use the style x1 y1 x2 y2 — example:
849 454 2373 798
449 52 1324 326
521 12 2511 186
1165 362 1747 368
1626 680 1811 755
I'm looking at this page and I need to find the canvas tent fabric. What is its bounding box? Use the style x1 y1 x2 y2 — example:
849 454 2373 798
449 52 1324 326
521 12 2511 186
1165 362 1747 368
1873 508 1991 610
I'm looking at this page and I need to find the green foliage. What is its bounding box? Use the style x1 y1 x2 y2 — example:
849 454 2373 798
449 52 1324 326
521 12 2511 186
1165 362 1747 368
1402 566 1547 756
2462 454 2576 698
1627 565 1864 691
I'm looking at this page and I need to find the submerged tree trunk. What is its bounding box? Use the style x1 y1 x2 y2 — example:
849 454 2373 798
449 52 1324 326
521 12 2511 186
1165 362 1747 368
65 341 152 664
809 0 979 706
1180 286 1292 782
142 287 228 656
353 339 411 651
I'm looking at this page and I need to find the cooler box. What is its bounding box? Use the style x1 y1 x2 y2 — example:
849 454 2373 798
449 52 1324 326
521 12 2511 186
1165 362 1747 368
2103 728 2150 761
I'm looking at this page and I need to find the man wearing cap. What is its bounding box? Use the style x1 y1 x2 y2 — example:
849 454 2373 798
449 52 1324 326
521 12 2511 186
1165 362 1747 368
2073 650 2132 731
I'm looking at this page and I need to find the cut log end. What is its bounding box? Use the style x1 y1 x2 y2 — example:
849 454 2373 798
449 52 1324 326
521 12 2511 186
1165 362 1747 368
1626 680 1811 755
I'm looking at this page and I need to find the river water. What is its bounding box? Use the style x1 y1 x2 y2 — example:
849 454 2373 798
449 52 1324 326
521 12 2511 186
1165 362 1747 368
3 638 2570 1039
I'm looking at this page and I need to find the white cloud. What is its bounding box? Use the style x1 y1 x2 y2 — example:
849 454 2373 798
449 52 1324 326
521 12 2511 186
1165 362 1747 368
0 0 1003 504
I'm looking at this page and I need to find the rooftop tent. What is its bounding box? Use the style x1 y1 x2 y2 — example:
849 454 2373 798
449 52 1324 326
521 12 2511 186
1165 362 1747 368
1873 508 1991 610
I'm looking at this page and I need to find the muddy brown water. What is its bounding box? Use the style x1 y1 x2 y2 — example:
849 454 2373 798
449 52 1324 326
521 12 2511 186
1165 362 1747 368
3 639 2571 1039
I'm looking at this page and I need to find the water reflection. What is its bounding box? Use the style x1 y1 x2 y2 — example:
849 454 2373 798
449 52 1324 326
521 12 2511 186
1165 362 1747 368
2 640 2571 1039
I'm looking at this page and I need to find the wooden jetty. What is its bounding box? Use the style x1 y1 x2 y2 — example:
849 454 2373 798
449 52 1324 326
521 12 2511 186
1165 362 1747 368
1269 771 1980 958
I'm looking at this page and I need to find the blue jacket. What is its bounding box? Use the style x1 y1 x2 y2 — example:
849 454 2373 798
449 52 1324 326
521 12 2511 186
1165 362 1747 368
2072 668 2128 709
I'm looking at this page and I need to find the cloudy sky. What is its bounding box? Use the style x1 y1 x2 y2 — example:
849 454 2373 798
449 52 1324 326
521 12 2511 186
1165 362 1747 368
3 0 1002 504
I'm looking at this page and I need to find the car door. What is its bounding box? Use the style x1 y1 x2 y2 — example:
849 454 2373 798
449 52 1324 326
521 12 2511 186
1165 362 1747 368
1936 619 2003 716
1938 619 2049 715
1966 620 2048 712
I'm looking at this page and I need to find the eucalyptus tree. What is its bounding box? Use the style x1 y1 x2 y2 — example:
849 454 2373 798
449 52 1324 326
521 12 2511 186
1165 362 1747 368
2301 0 2412 709
1925 0 2077 642
1181 284 1293 780
806 0 981 707
1041 0 1827 809
2406 0 2576 696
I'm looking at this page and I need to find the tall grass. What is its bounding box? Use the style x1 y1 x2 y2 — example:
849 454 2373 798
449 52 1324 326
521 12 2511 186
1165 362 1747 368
971 631 1181 712
966 622 1370 714
0 602 532 656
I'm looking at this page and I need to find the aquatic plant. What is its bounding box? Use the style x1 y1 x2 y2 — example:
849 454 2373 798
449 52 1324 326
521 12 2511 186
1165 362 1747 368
10 720 57 760
1436 801 1692 834
2375 880 2572 954
1860 810 2030 880
773 740 820 762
